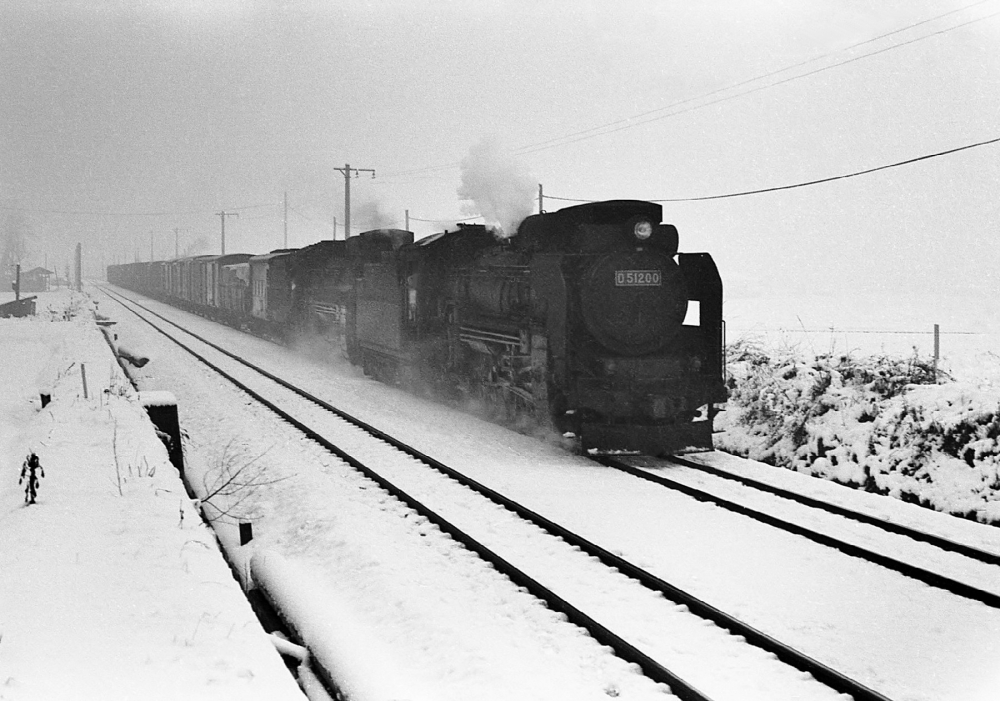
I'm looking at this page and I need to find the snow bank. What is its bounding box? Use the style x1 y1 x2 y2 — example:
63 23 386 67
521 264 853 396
0 289 304 700
718 340 1000 525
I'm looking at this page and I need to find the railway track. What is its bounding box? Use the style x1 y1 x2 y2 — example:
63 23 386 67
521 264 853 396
669 454 1000 566
101 286 996 699
598 455 1000 609
99 285 1000 701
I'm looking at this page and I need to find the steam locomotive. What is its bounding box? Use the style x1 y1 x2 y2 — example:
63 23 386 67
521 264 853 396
108 200 726 454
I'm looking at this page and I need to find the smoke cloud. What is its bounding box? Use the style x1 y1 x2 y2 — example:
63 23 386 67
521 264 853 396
353 199 397 232
457 138 536 237
179 236 209 258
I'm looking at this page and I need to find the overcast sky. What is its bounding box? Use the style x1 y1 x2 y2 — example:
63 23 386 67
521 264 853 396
2 0 998 298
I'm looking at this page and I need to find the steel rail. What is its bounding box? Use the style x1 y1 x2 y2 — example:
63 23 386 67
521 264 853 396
666 455 1000 567
99 286 714 701
100 284 894 701
598 456 1000 610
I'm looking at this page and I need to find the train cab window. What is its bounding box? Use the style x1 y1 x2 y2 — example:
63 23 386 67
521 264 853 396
683 300 701 327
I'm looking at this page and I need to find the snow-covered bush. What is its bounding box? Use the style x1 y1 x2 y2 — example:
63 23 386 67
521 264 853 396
718 339 1000 525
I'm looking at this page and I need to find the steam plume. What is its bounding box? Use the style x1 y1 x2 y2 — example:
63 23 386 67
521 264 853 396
353 199 396 232
457 138 536 237
178 236 209 258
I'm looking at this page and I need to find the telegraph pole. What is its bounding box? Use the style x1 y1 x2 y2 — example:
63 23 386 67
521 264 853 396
283 191 289 248
335 163 375 238
173 228 190 259
216 211 239 255
333 217 337 241
538 183 544 213
405 209 409 231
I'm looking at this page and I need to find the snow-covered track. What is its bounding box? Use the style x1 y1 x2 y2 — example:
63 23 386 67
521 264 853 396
672 454 1000 567
100 286 894 701
599 454 1000 609
99 286 718 701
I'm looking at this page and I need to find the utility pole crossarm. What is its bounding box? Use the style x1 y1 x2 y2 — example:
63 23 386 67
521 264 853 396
335 163 375 239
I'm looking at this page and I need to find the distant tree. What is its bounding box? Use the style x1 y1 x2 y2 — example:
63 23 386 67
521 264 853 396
1 207 31 282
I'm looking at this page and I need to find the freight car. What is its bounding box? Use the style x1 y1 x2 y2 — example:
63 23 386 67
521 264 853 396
107 199 725 454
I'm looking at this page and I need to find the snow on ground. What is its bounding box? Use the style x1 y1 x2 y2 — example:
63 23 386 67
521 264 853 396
721 291 1000 524
106 283 1000 701
5 282 1000 700
109 290 679 701
0 289 304 700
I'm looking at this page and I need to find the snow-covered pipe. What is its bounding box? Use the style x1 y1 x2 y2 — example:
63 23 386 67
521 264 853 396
117 345 149 368
268 632 309 663
251 549 427 701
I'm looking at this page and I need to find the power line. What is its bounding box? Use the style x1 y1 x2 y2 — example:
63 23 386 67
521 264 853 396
514 0 997 155
381 3 1000 179
516 8 1000 157
287 205 326 224
0 201 279 217
408 214 484 223
546 134 1000 204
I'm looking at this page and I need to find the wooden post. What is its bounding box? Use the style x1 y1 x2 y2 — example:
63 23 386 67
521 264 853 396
81 363 89 399
344 162 350 238
933 324 940 380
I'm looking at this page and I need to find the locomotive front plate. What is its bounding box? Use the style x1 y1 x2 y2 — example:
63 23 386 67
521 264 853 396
614 270 662 286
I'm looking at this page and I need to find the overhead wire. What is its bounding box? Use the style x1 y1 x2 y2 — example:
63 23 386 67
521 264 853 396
0 201 280 218
543 134 1000 204
408 214 484 223
287 205 328 224
380 2 1000 178
516 7 1000 157
513 0 997 155
8 5 998 217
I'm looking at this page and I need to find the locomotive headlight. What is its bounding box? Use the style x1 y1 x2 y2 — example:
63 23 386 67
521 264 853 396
633 220 653 240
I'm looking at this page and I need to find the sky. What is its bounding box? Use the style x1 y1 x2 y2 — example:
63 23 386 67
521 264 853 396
2 0 999 298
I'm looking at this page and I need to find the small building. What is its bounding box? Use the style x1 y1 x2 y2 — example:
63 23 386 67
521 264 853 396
19 267 53 293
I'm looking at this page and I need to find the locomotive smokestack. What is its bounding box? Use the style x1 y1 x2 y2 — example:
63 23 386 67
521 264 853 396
457 137 536 238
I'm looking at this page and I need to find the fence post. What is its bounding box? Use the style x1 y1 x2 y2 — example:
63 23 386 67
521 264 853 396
933 324 940 380
81 363 89 399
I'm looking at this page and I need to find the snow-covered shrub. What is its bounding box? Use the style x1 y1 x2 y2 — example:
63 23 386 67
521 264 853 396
719 339 1000 525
